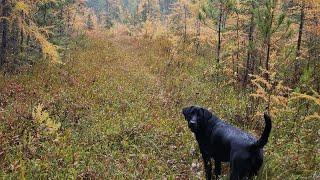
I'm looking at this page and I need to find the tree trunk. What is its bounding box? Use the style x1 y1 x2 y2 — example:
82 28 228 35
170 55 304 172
265 2 275 112
26 17 31 47
59 7 64 36
20 13 25 53
12 19 20 56
236 11 240 67
217 6 222 63
243 2 256 86
183 4 187 42
294 2 305 84
265 36 271 77
147 0 151 18
0 0 9 67
43 4 47 25
20 29 24 53
265 3 275 82
195 18 201 55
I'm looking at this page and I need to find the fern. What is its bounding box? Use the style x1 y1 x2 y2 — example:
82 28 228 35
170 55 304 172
32 104 61 135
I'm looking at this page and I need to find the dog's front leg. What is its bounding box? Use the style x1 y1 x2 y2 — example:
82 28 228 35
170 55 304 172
214 161 221 179
202 154 212 180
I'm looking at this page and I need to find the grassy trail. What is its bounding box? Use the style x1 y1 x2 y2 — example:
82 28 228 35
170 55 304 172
0 34 203 179
63 34 199 179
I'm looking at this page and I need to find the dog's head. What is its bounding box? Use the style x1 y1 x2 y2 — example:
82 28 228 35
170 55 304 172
182 106 212 133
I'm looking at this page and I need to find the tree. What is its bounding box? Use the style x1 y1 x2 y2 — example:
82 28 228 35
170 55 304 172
255 0 288 81
0 0 88 69
0 0 9 67
243 0 257 86
201 0 234 63
294 1 305 83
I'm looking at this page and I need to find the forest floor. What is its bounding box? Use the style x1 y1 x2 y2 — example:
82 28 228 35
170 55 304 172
0 33 318 179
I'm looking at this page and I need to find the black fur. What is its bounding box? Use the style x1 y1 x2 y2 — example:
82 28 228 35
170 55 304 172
182 106 272 180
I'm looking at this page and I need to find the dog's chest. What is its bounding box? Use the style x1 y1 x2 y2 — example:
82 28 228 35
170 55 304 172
196 133 231 161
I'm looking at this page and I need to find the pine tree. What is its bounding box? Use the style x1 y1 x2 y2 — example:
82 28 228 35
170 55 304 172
201 0 234 63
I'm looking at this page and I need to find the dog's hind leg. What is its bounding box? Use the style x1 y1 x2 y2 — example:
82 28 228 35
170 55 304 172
230 158 250 180
202 154 212 180
214 161 221 179
229 163 241 180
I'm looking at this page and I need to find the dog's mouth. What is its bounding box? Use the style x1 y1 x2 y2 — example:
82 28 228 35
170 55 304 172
188 123 198 133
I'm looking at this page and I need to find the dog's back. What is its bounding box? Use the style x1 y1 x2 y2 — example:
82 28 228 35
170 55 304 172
208 113 271 151
200 114 269 160
200 112 271 179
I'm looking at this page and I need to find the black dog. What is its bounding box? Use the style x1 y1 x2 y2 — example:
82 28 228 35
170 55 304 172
182 106 271 180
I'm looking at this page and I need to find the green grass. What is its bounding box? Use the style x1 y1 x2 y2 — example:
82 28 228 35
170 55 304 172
0 33 318 179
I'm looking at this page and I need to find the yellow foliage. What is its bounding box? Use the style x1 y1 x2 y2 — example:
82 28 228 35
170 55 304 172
143 19 155 38
139 19 168 40
250 73 292 116
8 0 61 63
291 90 320 106
110 23 131 36
305 112 320 120
32 104 61 135
28 24 61 63
15 1 30 16
291 90 320 120
32 104 48 124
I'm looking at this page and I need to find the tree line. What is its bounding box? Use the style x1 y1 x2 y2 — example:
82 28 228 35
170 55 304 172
84 0 320 119
0 0 90 70
86 0 319 90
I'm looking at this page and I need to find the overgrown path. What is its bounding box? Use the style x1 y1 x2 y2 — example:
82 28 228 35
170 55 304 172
0 33 250 179
0 33 200 179
56 34 197 178
0 32 269 179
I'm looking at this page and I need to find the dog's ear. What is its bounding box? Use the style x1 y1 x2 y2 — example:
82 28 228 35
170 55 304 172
182 107 188 116
200 107 212 120
182 106 194 117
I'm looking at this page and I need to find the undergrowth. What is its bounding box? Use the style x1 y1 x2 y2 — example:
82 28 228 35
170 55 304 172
0 33 318 179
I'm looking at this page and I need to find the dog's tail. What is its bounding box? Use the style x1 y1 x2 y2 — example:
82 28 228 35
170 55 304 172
251 113 272 150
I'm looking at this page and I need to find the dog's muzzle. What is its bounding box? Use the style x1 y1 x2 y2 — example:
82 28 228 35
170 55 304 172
188 117 198 132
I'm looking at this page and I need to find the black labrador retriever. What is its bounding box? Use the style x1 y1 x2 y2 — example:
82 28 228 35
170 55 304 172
182 106 272 180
